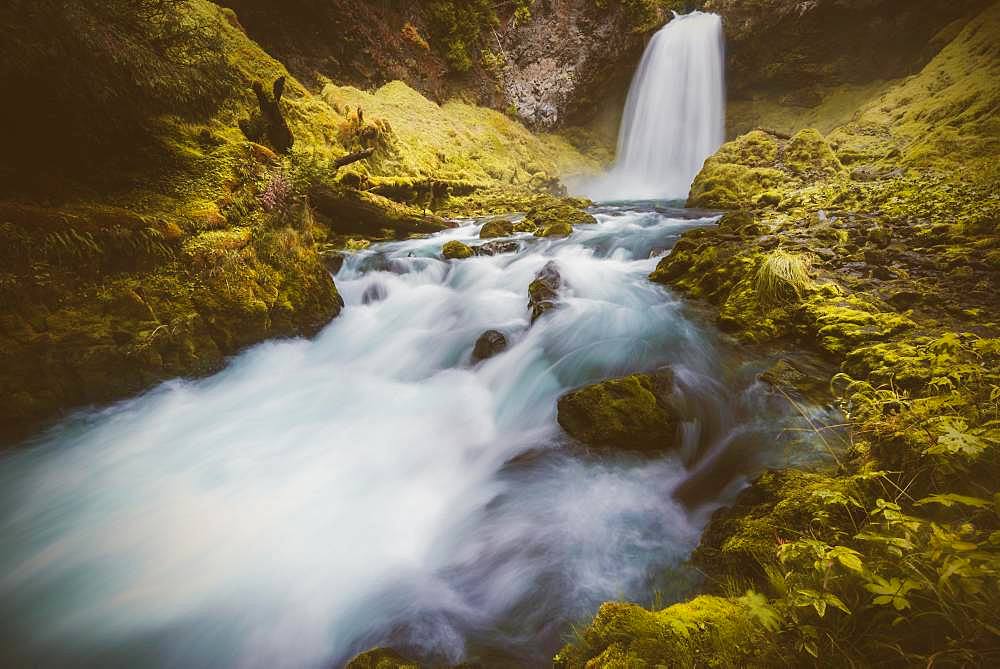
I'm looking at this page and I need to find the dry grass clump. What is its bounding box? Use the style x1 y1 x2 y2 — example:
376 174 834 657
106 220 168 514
755 249 815 306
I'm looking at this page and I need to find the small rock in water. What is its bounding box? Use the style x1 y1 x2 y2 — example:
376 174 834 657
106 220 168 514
528 260 562 322
472 329 508 362
361 281 388 305
442 240 474 259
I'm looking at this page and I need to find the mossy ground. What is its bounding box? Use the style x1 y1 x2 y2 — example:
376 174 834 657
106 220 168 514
567 4 1000 666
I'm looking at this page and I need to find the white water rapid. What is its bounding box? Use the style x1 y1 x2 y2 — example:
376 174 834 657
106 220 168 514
0 205 838 668
584 11 726 201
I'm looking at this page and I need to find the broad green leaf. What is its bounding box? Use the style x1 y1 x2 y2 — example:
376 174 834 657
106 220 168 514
915 493 991 510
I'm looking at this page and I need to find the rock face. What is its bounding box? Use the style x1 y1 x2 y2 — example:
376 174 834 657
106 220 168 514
472 329 508 362
499 1 657 128
557 369 680 452
528 260 563 322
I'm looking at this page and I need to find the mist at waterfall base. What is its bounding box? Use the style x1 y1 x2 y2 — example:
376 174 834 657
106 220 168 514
0 206 839 667
582 11 726 202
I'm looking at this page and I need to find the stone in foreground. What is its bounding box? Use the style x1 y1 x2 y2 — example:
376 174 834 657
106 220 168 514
557 369 680 453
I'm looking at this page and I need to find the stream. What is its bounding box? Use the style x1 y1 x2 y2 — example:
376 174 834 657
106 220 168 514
0 204 838 667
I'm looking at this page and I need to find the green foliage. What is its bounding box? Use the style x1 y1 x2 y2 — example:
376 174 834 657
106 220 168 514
425 0 498 72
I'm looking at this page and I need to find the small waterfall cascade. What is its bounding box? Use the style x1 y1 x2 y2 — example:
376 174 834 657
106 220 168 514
585 11 725 201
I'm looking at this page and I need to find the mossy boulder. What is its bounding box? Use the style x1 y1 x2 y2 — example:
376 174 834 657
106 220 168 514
557 369 680 453
442 240 474 259
527 260 562 322
783 128 844 176
687 130 791 210
534 220 573 238
553 595 778 668
479 218 514 239
523 198 596 231
512 219 539 234
345 648 420 669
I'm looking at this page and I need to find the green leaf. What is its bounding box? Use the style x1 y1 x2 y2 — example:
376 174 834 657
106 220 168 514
865 576 921 611
827 546 865 573
925 416 988 458
915 493 992 510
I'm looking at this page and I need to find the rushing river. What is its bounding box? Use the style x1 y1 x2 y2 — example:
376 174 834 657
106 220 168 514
0 204 836 667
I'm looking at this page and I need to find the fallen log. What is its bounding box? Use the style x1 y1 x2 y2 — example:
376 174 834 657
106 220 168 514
310 184 454 238
332 148 375 171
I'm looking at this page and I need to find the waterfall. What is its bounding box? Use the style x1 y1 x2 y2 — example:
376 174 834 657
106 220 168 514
585 11 725 202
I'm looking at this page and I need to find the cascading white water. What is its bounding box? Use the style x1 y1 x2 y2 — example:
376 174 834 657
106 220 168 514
584 11 725 201
0 205 839 668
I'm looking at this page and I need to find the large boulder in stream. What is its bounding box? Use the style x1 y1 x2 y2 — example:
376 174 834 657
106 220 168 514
528 260 563 322
557 369 681 453
479 218 514 239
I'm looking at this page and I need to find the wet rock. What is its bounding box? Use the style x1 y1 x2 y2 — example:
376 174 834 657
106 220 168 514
673 431 761 509
322 251 345 274
442 240 474 260
534 220 573 238
887 289 922 309
345 647 420 669
759 358 830 404
472 329 508 362
512 220 538 234
479 218 514 239
473 240 519 256
528 260 562 322
557 368 680 453
361 281 388 305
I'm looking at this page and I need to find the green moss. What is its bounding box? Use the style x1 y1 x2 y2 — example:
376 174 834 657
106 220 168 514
479 218 514 239
556 372 678 452
321 80 599 206
554 595 777 669
535 221 573 238
442 239 474 259
801 295 916 356
783 129 844 176
345 648 420 669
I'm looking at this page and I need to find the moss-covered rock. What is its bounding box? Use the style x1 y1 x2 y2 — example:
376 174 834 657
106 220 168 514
442 240 474 259
534 220 573 238
527 260 562 322
345 648 420 669
554 595 779 669
524 198 596 229
557 370 680 453
479 218 514 238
